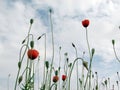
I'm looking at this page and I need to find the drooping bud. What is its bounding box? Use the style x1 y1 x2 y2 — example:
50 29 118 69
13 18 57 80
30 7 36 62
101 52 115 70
83 61 88 70
22 39 26 44
30 41 34 49
72 43 75 48
37 36 42 40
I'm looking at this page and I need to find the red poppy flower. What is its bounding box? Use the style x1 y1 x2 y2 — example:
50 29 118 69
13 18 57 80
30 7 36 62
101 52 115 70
82 19 89 28
53 75 59 83
27 49 39 60
62 75 67 81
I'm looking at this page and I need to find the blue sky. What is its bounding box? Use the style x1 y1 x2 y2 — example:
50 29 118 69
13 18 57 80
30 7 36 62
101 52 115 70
0 0 120 90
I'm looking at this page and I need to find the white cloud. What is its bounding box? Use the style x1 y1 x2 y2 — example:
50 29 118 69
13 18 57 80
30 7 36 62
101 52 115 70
0 0 120 90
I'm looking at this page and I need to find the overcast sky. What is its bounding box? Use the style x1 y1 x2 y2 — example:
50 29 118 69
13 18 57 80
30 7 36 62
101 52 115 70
0 0 120 90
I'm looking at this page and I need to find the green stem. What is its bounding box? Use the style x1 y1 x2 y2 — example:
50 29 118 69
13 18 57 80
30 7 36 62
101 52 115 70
48 9 55 89
85 28 91 58
50 83 57 90
59 47 61 90
43 34 46 84
81 65 84 90
7 74 10 90
68 57 84 90
14 45 29 90
84 28 93 90
113 44 120 62
14 21 33 90
73 45 79 90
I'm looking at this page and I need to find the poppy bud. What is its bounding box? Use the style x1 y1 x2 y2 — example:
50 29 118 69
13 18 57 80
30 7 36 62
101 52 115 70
30 19 34 24
66 58 69 63
104 80 107 85
27 49 39 60
18 61 21 69
69 63 72 67
18 75 23 84
45 61 49 69
116 81 118 84
62 75 67 81
72 43 75 47
95 72 97 75
91 48 95 57
83 61 88 70
82 19 89 28
37 36 42 40
79 78 82 85
58 67 61 71
59 46 61 50
112 40 115 45
95 85 98 90
22 39 26 44
55 70 58 76
64 52 68 56
49 8 53 13
117 72 119 75
53 76 59 83
30 41 34 48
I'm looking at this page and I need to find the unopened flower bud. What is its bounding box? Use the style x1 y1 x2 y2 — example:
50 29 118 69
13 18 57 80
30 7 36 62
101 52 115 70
18 61 21 69
91 48 95 56
55 70 58 76
72 43 75 47
112 40 115 45
45 61 49 69
30 19 34 24
22 39 26 44
18 75 23 84
83 61 88 70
